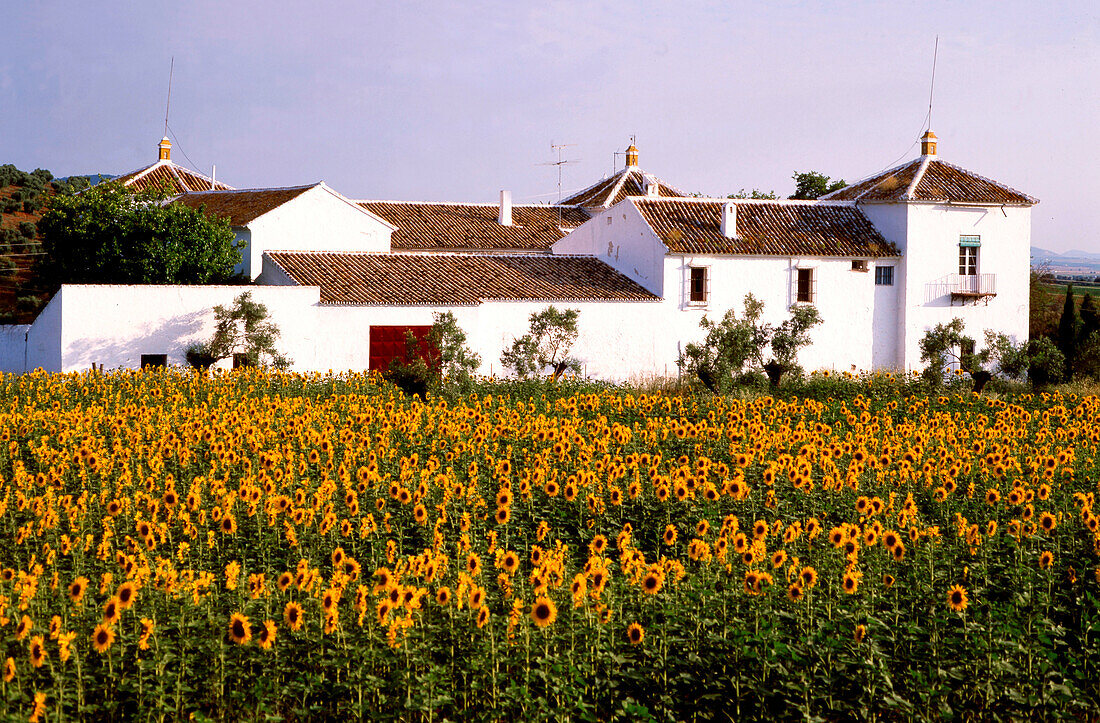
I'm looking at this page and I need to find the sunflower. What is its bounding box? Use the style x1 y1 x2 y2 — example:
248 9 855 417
48 616 62 641
641 569 664 595
589 535 608 556
799 567 818 589
138 619 154 651
257 620 277 650
494 506 511 525
842 572 860 594
1039 512 1057 533
277 572 293 592
29 636 46 668
531 597 557 628
284 602 304 631
696 520 710 538
1039 550 1054 570
476 606 490 629
787 583 804 602
771 550 788 569
882 574 896 589
377 600 393 625
466 553 482 577
102 597 121 625
947 584 969 612
436 587 452 606
68 576 89 605
15 615 32 641
1 657 13 682
116 582 137 610
891 544 906 562
627 622 645 645
853 624 866 644
228 613 252 645
662 524 678 546
882 530 900 549
501 551 520 575
91 623 115 654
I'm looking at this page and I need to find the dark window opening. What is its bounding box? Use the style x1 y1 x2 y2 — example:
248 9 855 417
851 259 868 272
875 266 894 286
796 268 814 303
233 353 255 369
689 267 707 303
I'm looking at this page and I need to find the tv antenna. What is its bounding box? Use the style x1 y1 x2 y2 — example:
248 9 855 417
927 36 938 131
164 57 174 137
537 142 579 225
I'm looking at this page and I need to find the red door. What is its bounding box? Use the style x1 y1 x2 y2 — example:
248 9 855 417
369 326 436 372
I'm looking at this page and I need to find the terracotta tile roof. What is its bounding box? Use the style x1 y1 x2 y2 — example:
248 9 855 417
264 251 659 305
562 168 687 209
823 157 1037 205
172 185 315 225
357 202 590 251
634 199 900 257
116 160 233 194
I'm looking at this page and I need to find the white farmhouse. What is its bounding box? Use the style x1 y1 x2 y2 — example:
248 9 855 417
0 133 1037 380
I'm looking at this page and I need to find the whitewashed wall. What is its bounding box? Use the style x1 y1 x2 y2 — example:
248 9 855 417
239 185 394 279
0 325 31 373
49 285 320 372
552 201 667 296
899 204 1030 369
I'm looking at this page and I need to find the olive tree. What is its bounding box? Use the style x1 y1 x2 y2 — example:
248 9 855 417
500 306 581 380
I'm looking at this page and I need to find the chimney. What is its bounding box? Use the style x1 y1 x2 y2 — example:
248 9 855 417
920 130 938 157
498 190 512 226
158 136 172 161
720 201 737 239
643 174 659 198
625 143 639 167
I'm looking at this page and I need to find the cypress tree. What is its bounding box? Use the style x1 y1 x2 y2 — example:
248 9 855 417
1079 292 1100 340
1057 284 1080 381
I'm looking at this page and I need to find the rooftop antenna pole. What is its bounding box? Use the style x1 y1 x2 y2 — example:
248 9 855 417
538 142 578 226
927 36 938 131
164 57 174 138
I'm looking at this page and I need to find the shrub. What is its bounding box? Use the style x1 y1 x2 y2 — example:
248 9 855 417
501 306 581 380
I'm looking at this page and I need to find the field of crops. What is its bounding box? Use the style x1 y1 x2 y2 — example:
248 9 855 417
0 370 1098 721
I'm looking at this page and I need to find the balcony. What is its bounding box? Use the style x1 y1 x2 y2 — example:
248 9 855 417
949 273 996 304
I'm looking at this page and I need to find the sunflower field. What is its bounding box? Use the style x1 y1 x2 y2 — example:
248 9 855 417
0 369 1098 721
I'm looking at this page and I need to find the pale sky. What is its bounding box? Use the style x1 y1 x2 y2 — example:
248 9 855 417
2 1 1097 251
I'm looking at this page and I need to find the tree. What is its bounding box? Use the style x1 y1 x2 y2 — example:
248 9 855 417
186 292 291 371
679 294 821 392
765 304 822 387
789 171 847 200
37 181 241 287
918 319 974 388
501 306 581 380
727 189 778 200
431 312 481 394
1056 285 1079 381
1026 337 1065 388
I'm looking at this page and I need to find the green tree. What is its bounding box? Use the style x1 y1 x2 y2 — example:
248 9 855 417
501 306 581 380
765 303 822 386
431 311 481 394
1056 284 1079 381
918 318 974 388
186 292 291 371
1026 336 1065 387
789 171 847 200
37 181 241 287
727 189 778 200
679 294 821 392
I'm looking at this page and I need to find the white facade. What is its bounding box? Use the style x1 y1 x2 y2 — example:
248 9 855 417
232 184 395 280
0 140 1035 381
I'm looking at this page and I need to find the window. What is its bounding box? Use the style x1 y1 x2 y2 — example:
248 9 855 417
851 259 868 272
875 266 894 286
233 353 255 369
689 266 708 304
140 354 167 368
959 236 980 276
796 268 815 303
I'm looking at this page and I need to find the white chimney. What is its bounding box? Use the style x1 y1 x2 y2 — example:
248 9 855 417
720 201 737 239
498 190 512 226
643 174 659 198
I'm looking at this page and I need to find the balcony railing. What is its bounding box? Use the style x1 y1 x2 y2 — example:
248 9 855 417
950 273 996 300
